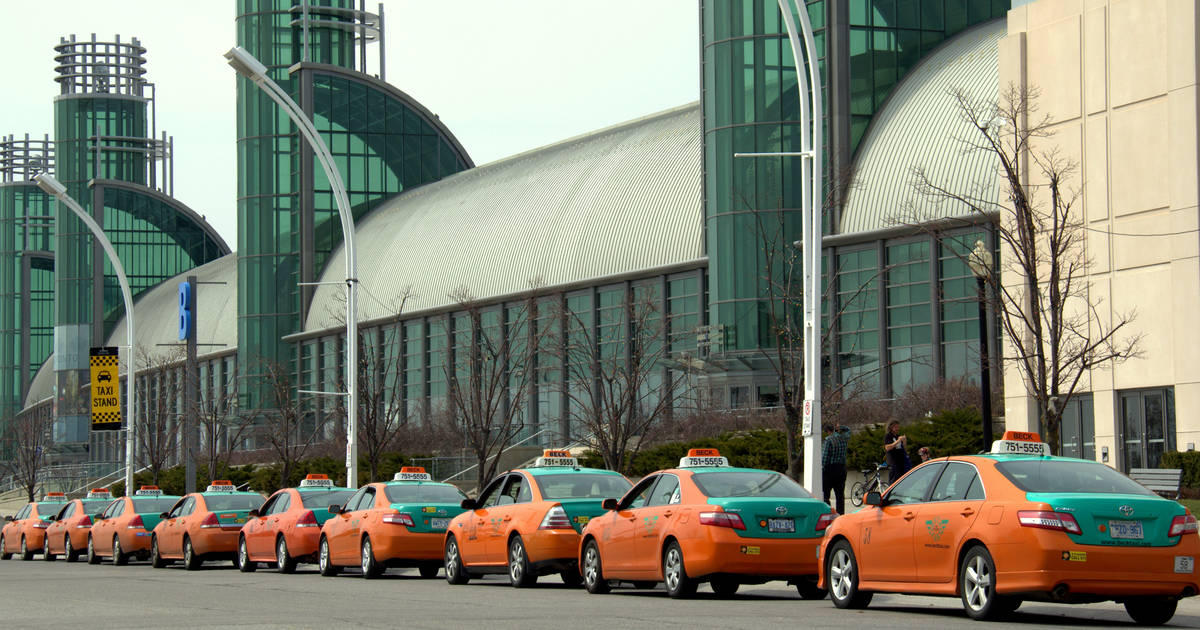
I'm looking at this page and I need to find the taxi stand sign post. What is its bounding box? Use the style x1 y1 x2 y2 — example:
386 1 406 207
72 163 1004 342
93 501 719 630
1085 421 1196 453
394 466 432 482
679 448 730 468
534 449 578 468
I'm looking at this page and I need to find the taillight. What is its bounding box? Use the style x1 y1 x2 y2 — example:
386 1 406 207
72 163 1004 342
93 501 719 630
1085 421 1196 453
76 515 92 528
126 515 145 530
199 512 221 529
382 512 415 527
1169 514 1198 537
539 505 572 530
815 512 837 532
296 510 319 528
698 511 746 530
1017 510 1082 535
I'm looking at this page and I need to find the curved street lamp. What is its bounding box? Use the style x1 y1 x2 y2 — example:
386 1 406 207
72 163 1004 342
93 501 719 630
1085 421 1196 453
968 239 994 451
34 173 138 494
225 46 360 487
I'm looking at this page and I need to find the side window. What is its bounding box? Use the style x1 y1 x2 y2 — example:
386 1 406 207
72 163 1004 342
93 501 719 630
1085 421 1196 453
181 497 197 516
344 489 368 512
647 475 681 507
111 501 125 518
886 463 943 505
964 474 985 501
497 475 527 505
58 503 75 519
16 505 30 520
621 475 660 510
273 493 291 514
167 499 186 518
478 476 509 509
101 501 117 519
357 488 377 511
258 494 279 515
931 463 981 502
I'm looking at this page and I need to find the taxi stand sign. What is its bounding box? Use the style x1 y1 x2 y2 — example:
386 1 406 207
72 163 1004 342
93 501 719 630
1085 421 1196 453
679 448 730 468
89 346 122 431
206 480 237 492
300 474 335 488
394 466 432 482
990 430 1052 456
534 449 578 468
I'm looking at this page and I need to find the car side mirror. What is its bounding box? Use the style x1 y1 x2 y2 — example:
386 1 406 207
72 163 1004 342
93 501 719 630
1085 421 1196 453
45 515 56 522
159 512 170 519
601 498 618 511
865 491 883 507
93 513 105 521
4 515 11 522
460 498 477 510
248 509 259 518
327 505 341 515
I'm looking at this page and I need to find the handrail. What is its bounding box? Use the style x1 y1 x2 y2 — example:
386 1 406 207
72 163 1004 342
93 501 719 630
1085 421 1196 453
440 428 556 483
66 463 152 495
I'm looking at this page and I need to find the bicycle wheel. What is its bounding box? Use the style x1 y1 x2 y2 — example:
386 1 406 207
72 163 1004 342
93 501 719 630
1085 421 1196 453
849 481 866 507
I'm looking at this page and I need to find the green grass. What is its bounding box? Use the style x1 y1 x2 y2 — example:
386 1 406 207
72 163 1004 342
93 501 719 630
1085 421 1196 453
1180 499 1200 514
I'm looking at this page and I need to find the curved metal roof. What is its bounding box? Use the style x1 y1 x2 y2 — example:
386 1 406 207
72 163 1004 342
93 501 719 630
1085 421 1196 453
840 19 1004 235
305 103 704 331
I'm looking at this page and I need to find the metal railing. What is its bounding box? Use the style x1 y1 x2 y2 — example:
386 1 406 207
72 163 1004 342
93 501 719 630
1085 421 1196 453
437 428 559 483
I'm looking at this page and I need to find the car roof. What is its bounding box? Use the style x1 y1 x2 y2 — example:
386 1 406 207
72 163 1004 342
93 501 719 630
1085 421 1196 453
518 466 624 477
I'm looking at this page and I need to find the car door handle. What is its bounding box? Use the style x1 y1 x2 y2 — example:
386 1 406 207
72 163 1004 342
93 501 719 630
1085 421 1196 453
663 511 674 517
903 511 915 521
961 507 975 517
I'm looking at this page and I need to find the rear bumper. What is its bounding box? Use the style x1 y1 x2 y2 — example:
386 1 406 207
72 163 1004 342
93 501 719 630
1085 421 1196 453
123 529 153 553
682 533 822 579
994 540 1200 597
523 529 581 569
191 527 241 556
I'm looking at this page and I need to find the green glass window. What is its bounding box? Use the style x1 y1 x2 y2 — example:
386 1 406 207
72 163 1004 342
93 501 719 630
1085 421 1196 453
939 231 985 381
886 240 932 392
836 248 879 393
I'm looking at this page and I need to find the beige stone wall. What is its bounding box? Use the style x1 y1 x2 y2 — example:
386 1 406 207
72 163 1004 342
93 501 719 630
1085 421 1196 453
998 0 1200 465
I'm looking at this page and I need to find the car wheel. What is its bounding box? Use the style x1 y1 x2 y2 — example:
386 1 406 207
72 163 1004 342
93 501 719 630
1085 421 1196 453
318 536 340 577
360 536 383 579
65 535 78 562
418 562 440 578
581 540 610 594
238 536 257 573
794 576 828 600
20 536 33 561
0 535 10 560
959 545 1015 620
276 536 297 574
710 578 739 597
508 535 537 588
662 541 697 599
87 535 100 564
42 536 55 561
149 536 167 568
1124 597 1177 626
827 540 872 609
444 536 469 585
183 537 202 571
112 536 127 566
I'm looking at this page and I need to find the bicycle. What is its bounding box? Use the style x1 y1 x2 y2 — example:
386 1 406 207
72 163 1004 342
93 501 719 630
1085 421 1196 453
849 463 889 507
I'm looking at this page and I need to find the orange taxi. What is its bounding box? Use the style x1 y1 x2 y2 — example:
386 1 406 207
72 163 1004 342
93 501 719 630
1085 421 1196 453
43 488 117 562
0 492 68 560
319 467 467 578
149 480 264 570
87 485 181 565
578 449 836 598
444 450 632 588
238 474 356 573
819 431 1200 625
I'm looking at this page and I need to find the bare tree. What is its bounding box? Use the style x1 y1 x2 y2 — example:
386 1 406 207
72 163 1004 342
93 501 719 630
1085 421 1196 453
256 359 326 487
2 408 52 502
910 85 1141 453
560 283 689 473
195 361 254 482
136 347 184 485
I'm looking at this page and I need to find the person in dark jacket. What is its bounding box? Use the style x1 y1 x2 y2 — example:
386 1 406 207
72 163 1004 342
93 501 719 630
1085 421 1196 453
883 421 911 486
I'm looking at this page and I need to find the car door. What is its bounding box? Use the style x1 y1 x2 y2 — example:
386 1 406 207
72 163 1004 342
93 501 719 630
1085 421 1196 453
632 474 681 575
162 497 195 556
914 462 986 583
92 500 120 555
342 487 377 564
48 503 74 551
329 488 369 564
856 463 943 583
485 474 533 564
461 476 507 566
246 492 282 558
603 475 660 576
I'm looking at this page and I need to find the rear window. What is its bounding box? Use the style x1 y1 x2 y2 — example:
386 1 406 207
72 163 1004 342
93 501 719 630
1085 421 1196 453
533 473 632 500
80 500 111 514
299 490 357 509
203 494 265 511
132 498 178 514
996 460 1158 496
384 484 467 504
36 502 64 515
691 471 814 499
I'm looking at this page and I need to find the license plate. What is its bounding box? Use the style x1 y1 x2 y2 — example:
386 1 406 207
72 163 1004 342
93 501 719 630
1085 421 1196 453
430 518 450 530
1176 556 1195 574
1108 520 1144 539
767 518 794 533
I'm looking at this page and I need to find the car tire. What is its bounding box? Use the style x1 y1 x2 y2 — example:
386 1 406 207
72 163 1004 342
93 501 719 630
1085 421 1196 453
65 535 79 562
183 537 202 571
149 536 167 568
318 536 340 577
959 545 1014 620
87 535 101 564
710 578 739 597
0 535 10 560
238 536 257 573
418 562 440 578
1124 597 1177 626
20 536 33 561
581 540 610 594
42 536 55 561
444 536 469 585
276 536 297 574
112 536 128 566
794 576 828 600
827 539 872 609
360 536 383 579
662 541 697 599
508 535 537 588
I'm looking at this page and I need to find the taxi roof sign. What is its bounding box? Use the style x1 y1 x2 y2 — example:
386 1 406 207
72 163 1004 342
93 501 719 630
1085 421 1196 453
991 430 1051 456
43 491 66 502
534 448 578 468
134 485 163 496
393 467 432 482
300 474 334 488
205 480 237 492
679 448 729 468
86 488 111 499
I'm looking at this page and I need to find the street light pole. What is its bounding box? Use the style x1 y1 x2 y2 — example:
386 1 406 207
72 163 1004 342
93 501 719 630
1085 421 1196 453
225 46 360 487
34 173 137 495
968 240 993 451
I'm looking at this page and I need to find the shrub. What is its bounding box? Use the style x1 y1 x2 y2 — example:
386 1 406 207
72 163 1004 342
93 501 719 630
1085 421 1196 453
846 407 984 473
580 429 789 477
1160 451 1200 490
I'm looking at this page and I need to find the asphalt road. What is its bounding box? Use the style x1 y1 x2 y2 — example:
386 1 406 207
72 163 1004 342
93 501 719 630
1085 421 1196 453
2 557 1198 629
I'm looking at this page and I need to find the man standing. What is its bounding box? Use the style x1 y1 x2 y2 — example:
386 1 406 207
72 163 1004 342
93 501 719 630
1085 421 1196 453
821 424 851 514
883 420 911 486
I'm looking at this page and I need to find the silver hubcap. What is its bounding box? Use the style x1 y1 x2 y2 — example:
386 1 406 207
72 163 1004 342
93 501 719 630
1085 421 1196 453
88 537 94 557
447 542 459 575
320 540 329 570
277 538 287 566
509 540 524 581
583 545 600 586
240 540 249 565
65 538 72 555
361 540 371 573
964 554 992 611
184 541 192 563
664 547 682 591
113 538 120 559
830 548 853 600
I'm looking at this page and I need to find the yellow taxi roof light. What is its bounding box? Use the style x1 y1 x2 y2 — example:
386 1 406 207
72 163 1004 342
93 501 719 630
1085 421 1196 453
304 474 329 480
399 466 427 474
211 480 233 485
1001 430 1041 442
139 485 160 491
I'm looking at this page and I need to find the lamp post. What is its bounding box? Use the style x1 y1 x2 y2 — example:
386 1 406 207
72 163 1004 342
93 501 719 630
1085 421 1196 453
34 173 137 494
968 239 993 451
224 46 360 487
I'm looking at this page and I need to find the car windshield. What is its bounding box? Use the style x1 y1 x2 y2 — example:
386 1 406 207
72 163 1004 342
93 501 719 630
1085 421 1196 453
996 460 1158 496
383 484 466 503
299 490 356 509
691 471 814 499
132 498 179 513
533 473 632 500
203 495 264 511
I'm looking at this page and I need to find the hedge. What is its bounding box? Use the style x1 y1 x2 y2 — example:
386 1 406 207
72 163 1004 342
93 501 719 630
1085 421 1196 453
1160 451 1200 490
579 429 789 477
846 407 984 473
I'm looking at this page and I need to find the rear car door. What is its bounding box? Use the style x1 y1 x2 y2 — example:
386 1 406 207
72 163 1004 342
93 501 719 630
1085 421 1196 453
604 475 660 575
161 497 194 555
914 462 986 582
483 474 532 564
246 493 282 557
857 463 943 582
461 476 506 566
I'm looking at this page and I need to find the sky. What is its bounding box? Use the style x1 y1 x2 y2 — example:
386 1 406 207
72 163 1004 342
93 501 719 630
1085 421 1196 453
0 0 700 245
